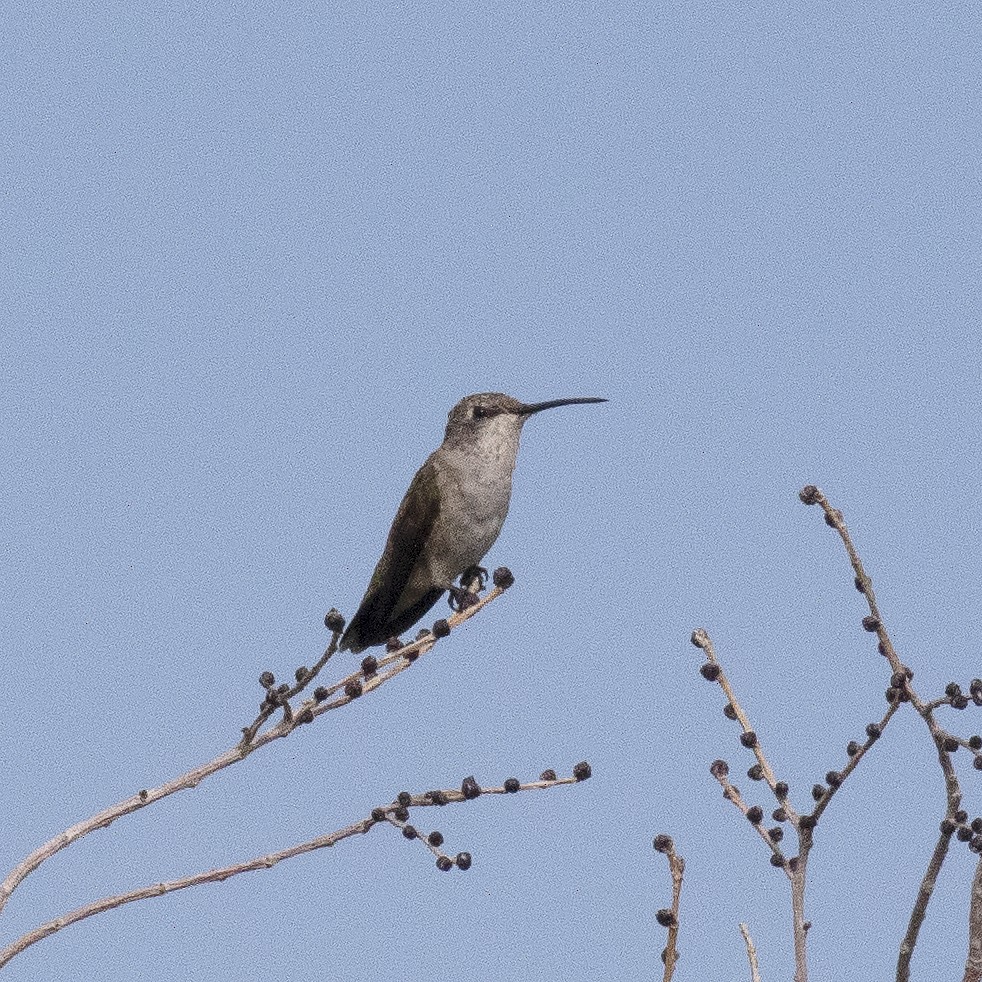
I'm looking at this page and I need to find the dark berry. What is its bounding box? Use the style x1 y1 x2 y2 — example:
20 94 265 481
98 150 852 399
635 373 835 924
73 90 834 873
492 567 515 589
798 485 820 505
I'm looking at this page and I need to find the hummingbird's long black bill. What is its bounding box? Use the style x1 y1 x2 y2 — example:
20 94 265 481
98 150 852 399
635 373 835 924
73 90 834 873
518 397 608 415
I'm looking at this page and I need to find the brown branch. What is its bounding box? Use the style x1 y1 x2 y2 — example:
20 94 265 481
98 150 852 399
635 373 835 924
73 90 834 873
898 825 955 982
653 835 684 982
811 701 900 824
964 857 982 982
0 769 581 971
739 922 762 982
694 627 808 977
691 628 798 824
707 759 789 873
0 586 506 916
799 486 966 981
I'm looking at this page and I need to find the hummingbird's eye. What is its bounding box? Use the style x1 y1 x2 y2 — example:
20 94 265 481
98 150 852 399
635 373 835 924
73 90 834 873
472 406 488 419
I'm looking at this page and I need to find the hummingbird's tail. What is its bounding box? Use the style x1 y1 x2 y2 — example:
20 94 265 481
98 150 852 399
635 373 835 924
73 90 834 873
340 587 445 653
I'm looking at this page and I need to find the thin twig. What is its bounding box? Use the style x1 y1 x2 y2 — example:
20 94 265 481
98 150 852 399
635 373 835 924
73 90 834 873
799 487 965 981
811 701 900 824
964 857 982 982
0 770 580 971
692 629 798 824
739 922 762 982
653 835 685 982
0 587 505 916
707 761 788 873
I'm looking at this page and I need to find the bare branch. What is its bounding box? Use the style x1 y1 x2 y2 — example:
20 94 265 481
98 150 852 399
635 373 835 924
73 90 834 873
0 586 506 915
799 486 968 979
739 922 762 982
0 769 584 970
707 758 789 874
692 628 798 825
964 857 982 982
652 835 684 982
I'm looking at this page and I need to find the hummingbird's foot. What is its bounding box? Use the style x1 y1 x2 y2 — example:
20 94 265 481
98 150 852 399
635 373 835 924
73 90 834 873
447 585 481 613
459 565 489 594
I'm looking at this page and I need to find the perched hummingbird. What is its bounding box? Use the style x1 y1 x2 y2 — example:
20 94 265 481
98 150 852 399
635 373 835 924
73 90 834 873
339 392 607 652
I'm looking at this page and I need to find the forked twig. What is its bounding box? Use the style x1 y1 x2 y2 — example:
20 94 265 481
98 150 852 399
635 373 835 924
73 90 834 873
740 922 762 982
0 586 506 916
652 835 684 982
0 769 589 970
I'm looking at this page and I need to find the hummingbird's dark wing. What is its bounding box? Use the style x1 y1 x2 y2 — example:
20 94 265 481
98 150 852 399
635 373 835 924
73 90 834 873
339 459 444 652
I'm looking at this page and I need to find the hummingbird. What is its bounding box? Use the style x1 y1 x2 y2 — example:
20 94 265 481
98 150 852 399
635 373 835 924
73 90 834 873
339 392 607 652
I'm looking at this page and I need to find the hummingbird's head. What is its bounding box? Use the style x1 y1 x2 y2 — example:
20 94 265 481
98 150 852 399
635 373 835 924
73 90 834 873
443 393 607 447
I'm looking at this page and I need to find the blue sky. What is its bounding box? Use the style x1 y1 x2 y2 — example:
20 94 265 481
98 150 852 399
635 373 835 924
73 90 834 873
3 2 981 980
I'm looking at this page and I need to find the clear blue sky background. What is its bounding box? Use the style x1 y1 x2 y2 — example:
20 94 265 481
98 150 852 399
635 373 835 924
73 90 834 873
3 2 981 979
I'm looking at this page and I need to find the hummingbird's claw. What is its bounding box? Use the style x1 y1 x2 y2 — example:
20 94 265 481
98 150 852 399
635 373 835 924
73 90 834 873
447 585 481 613
459 565 489 593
